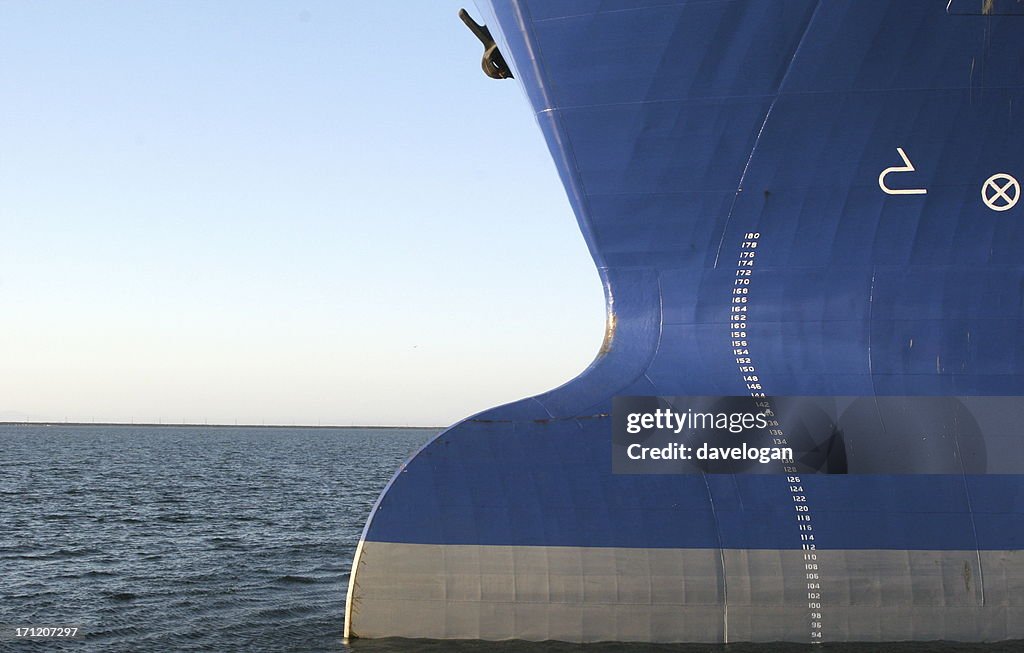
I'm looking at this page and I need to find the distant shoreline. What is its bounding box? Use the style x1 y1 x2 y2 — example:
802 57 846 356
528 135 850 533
0 421 443 430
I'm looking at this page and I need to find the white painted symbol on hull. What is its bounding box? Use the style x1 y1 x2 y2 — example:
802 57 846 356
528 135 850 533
878 148 927 195
982 173 1020 212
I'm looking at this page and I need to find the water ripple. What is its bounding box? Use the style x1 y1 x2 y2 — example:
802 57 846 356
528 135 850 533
1 425 433 652
4 425 1021 653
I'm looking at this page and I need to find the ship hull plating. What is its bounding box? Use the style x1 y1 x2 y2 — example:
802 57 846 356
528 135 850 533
347 0 1024 642
351 543 1022 642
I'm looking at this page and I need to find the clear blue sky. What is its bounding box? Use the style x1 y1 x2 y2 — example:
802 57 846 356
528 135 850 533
0 1 605 426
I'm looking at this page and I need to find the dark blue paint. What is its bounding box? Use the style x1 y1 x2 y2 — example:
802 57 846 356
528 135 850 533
361 1 1024 552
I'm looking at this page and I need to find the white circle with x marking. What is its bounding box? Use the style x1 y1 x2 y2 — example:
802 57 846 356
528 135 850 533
982 173 1020 212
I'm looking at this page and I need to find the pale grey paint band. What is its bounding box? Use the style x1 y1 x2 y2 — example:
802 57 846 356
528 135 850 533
346 543 1023 642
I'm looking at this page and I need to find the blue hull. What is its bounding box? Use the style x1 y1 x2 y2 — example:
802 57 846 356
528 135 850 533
347 0 1024 642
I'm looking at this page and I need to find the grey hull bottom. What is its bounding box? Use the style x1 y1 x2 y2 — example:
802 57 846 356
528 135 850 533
347 542 1024 643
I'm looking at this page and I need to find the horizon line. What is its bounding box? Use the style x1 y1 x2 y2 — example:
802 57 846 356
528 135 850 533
0 421 444 430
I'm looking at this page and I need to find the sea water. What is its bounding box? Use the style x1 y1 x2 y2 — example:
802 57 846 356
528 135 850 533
1 425 1019 652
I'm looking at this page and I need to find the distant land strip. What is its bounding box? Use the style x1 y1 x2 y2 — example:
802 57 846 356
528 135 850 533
0 421 442 429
